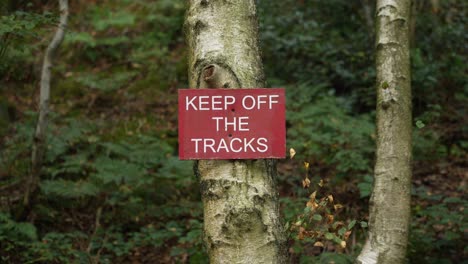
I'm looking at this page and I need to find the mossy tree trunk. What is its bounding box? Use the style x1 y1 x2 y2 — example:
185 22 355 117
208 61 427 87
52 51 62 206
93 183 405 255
185 1 287 263
357 0 412 263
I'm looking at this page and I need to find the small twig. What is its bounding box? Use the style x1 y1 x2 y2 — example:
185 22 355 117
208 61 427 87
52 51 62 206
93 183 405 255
87 206 106 264
87 206 103 255
0 180 21 192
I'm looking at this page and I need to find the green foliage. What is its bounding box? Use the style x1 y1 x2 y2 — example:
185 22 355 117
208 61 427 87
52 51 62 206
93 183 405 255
0 0 466 263
41 179 99 198
0 212 38 241
0 10 55 79
409 187 467 263
259 0 375 110
1 111 199 262
287 83 375 179
357 175 373 199
289 186 357 251
299 252 353 264
0 212 89 263
75 71 138 92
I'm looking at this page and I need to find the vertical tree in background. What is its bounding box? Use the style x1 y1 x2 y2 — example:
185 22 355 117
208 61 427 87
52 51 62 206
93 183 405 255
24 0 69 208
357 0 412 263
185 0 287 263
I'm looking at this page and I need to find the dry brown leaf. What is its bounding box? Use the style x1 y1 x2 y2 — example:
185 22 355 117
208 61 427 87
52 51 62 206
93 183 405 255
326 214 334 224
298 227 305 240
344 230 352 240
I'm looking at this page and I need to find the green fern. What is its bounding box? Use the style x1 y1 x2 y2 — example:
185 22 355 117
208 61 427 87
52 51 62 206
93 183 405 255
41 179 99 198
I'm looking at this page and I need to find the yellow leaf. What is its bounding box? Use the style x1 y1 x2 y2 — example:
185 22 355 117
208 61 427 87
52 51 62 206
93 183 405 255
304 161 309 169
327 195 334 203
302 177 311 188
314 241 324 247
310 191 317 200
318 179 324 187
334 204 343 211
340 241 347 248
289 148 296 159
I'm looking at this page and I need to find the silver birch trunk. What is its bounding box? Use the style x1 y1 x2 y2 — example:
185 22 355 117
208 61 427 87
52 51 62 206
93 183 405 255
357 0 412 263
24 0 69 207
185 1 287 263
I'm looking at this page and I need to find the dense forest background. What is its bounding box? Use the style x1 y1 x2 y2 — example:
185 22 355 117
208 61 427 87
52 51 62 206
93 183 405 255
0 0 466 263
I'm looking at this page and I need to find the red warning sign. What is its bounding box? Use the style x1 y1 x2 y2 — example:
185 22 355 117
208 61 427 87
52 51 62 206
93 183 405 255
178 88 286 160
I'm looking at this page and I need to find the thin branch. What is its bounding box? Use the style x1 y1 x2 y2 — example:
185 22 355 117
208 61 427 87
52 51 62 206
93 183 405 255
87 207 103 256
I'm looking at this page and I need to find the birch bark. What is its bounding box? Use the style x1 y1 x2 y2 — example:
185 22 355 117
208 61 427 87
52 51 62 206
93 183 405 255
185 1 287 263
24 0 69 207
357 0 412 263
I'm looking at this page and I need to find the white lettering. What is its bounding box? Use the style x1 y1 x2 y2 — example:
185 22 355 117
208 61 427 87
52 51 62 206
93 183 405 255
230 138 242 152
186 96 197 111
191 138 202 153
217 138 229 152
191 137 270 154
199 96 210 110
238 117 249 131
257 138 268 152
242 95 255 110
225 96 235 110
224 117 236 131
212 95 223 110
257 95 267 110
244 138 256 152
269 95 279 109
204 138 216 153
212 117 223 131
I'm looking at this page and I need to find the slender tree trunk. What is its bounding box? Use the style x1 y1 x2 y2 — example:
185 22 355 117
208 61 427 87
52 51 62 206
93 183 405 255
409 0 418 48
185 1 287 263
357 0 412 263
361 0 375 34
24 0 69 208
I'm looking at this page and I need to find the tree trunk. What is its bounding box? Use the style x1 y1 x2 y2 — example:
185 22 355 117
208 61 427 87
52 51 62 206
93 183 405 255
185 1 287 263
357 0 412 263
24 0 69 208
360 0 375 35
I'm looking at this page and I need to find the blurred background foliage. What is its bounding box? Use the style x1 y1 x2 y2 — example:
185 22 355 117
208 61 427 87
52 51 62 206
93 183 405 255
0 0 466 263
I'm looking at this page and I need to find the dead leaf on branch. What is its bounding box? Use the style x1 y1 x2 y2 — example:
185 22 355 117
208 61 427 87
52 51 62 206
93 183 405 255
314 241 324 247
302 177 311 188
289 148 296 159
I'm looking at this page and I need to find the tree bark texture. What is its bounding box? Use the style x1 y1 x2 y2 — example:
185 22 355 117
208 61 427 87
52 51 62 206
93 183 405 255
25 0 69 207
357 0 412 264
185 1 287 263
